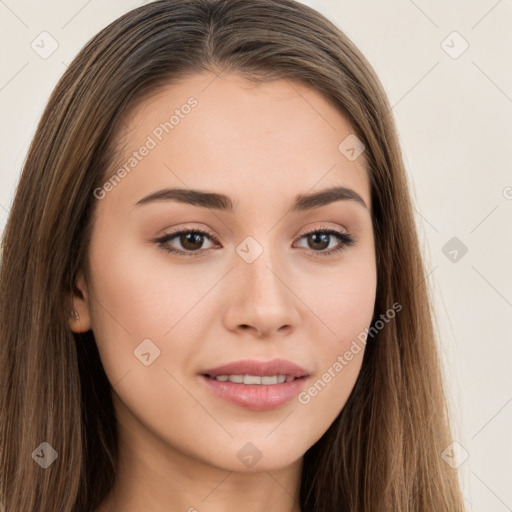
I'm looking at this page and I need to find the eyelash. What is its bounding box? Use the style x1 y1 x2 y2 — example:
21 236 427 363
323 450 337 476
153 224 355 259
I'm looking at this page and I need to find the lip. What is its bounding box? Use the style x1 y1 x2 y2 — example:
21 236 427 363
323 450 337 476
199 358 310 411
201 358 309 378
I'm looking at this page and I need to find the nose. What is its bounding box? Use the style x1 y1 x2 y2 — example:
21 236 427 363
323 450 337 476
222 241 301 339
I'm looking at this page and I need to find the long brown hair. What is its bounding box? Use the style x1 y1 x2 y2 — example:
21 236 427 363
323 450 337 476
0 0 465 510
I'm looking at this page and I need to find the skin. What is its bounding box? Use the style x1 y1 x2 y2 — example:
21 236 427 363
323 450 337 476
69 71 377 512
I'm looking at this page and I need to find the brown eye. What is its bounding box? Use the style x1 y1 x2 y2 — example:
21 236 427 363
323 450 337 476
306 232 330 251
295 227 355 256
179 232 206 251
154 228 217 257
153 225 355 259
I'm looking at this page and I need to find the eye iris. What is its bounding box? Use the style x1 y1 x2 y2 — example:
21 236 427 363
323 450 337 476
181 232 204 250
308 232 330 250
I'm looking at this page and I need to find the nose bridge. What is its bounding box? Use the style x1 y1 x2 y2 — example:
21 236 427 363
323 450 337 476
237 233 287 299
225 232 300 336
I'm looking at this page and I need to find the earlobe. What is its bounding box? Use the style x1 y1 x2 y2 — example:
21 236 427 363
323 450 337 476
68 272 92 333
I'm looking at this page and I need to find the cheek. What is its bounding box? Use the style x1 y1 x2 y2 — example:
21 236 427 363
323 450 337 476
295 252 376 419
303 248 377 346
85 227 168 376
85 227 226 386
313 270 375 331
87 226 209 337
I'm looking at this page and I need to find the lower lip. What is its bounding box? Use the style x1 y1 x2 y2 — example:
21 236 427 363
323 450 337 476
200 375 308 411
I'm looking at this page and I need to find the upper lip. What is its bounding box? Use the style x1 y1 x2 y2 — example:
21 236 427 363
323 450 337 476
201 358 310 378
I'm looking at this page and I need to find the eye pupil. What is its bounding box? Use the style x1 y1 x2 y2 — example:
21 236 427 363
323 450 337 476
308 232 330 250
181 232 203 250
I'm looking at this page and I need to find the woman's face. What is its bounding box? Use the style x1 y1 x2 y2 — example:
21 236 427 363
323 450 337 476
71 72 376 473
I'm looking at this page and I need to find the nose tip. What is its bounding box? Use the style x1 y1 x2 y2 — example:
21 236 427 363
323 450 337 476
223 249 301 338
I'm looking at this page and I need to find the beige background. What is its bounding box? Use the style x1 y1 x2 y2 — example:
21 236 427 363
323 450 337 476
1 0 511 510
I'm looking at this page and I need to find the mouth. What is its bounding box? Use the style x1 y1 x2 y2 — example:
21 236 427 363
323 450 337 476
200 357 309 380
202 374 304 384
198 358 310 411
205 375 304 386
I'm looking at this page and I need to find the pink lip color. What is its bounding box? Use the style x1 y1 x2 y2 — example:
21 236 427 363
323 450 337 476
199 358 310 411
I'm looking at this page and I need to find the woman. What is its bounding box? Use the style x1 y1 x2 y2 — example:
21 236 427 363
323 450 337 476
0 0 466 510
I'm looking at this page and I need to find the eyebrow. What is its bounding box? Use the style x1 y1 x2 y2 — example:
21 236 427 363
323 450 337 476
134 185 368 212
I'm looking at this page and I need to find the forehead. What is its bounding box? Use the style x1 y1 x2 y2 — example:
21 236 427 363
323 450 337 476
103 72 371 213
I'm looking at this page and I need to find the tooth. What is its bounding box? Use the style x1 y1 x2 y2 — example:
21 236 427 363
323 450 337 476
214 374 295 384
243 375 262 385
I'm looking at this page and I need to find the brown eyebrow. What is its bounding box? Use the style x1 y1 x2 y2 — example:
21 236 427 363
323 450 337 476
134 185 368 212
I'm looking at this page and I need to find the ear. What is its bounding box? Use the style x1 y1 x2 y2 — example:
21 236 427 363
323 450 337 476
68 271 92 333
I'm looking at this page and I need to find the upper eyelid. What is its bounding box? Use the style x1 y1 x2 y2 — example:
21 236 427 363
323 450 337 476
160 226 219 242
159 225 350 240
